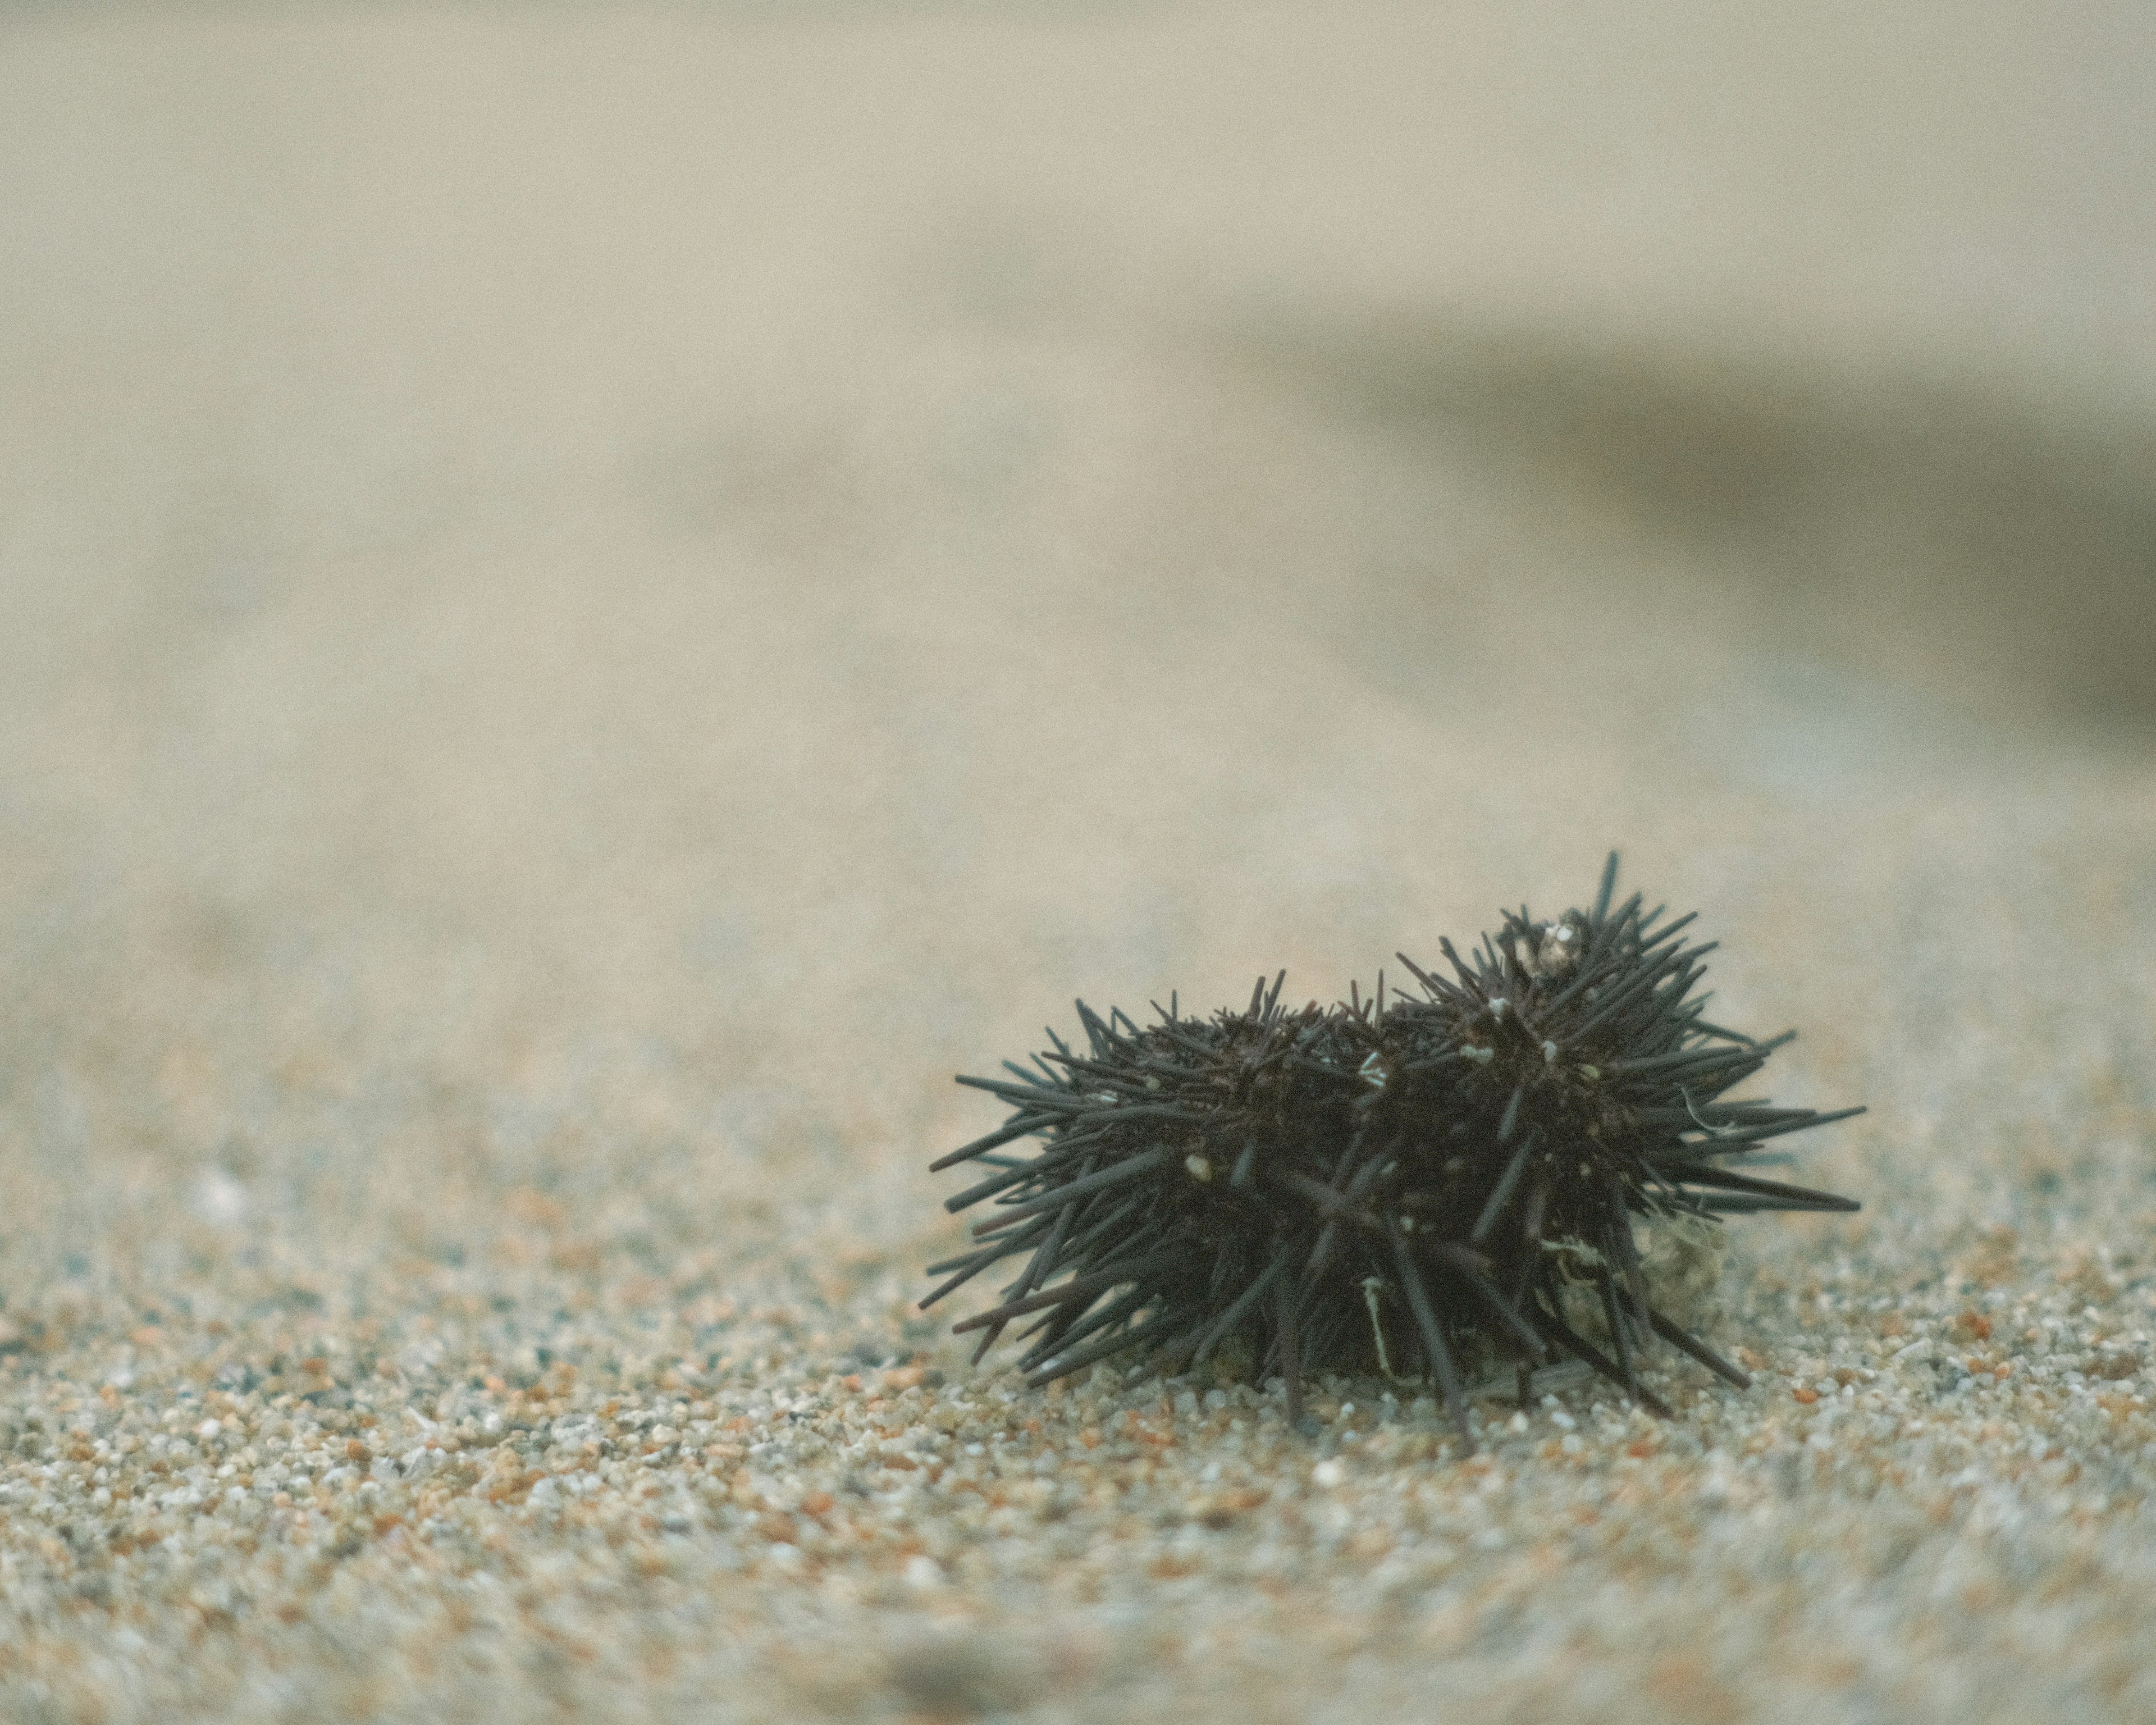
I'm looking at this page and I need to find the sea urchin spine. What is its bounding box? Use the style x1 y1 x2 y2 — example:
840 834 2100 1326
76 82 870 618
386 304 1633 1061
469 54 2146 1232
924 857 1861 1445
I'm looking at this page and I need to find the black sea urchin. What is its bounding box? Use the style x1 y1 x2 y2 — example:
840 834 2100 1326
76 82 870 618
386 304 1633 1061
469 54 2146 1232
922 856 1862 1444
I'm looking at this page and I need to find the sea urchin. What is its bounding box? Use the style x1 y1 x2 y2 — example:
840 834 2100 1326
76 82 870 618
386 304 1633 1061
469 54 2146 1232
923 856 1861 1444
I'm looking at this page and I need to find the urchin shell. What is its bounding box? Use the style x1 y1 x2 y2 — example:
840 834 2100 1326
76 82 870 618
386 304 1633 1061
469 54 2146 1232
923 856 1861 1441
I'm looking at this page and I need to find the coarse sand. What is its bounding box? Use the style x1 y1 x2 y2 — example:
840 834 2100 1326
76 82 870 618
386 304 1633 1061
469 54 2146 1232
3 6 2155 1721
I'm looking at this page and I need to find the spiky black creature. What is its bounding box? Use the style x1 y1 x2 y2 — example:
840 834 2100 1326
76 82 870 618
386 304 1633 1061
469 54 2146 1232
922 857 1861 1445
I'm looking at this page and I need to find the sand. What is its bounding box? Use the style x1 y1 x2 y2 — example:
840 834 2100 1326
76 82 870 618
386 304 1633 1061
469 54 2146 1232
3 4 2154 1720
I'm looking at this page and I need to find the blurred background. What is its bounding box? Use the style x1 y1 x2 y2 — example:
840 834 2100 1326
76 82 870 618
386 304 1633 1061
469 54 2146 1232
2 2 2152 1304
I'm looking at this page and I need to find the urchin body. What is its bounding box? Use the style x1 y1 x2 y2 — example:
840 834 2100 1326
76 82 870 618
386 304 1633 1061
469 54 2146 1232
924 857 1861 1441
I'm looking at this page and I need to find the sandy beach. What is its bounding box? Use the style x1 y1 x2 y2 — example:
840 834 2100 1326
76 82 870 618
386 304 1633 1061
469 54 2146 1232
3 5 2154 1719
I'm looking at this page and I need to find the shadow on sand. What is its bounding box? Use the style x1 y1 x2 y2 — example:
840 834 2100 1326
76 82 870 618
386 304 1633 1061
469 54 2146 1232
1248 317 2156 743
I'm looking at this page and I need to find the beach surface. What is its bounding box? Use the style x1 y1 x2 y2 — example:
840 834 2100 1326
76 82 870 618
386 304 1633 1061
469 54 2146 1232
3 5 2154 1719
